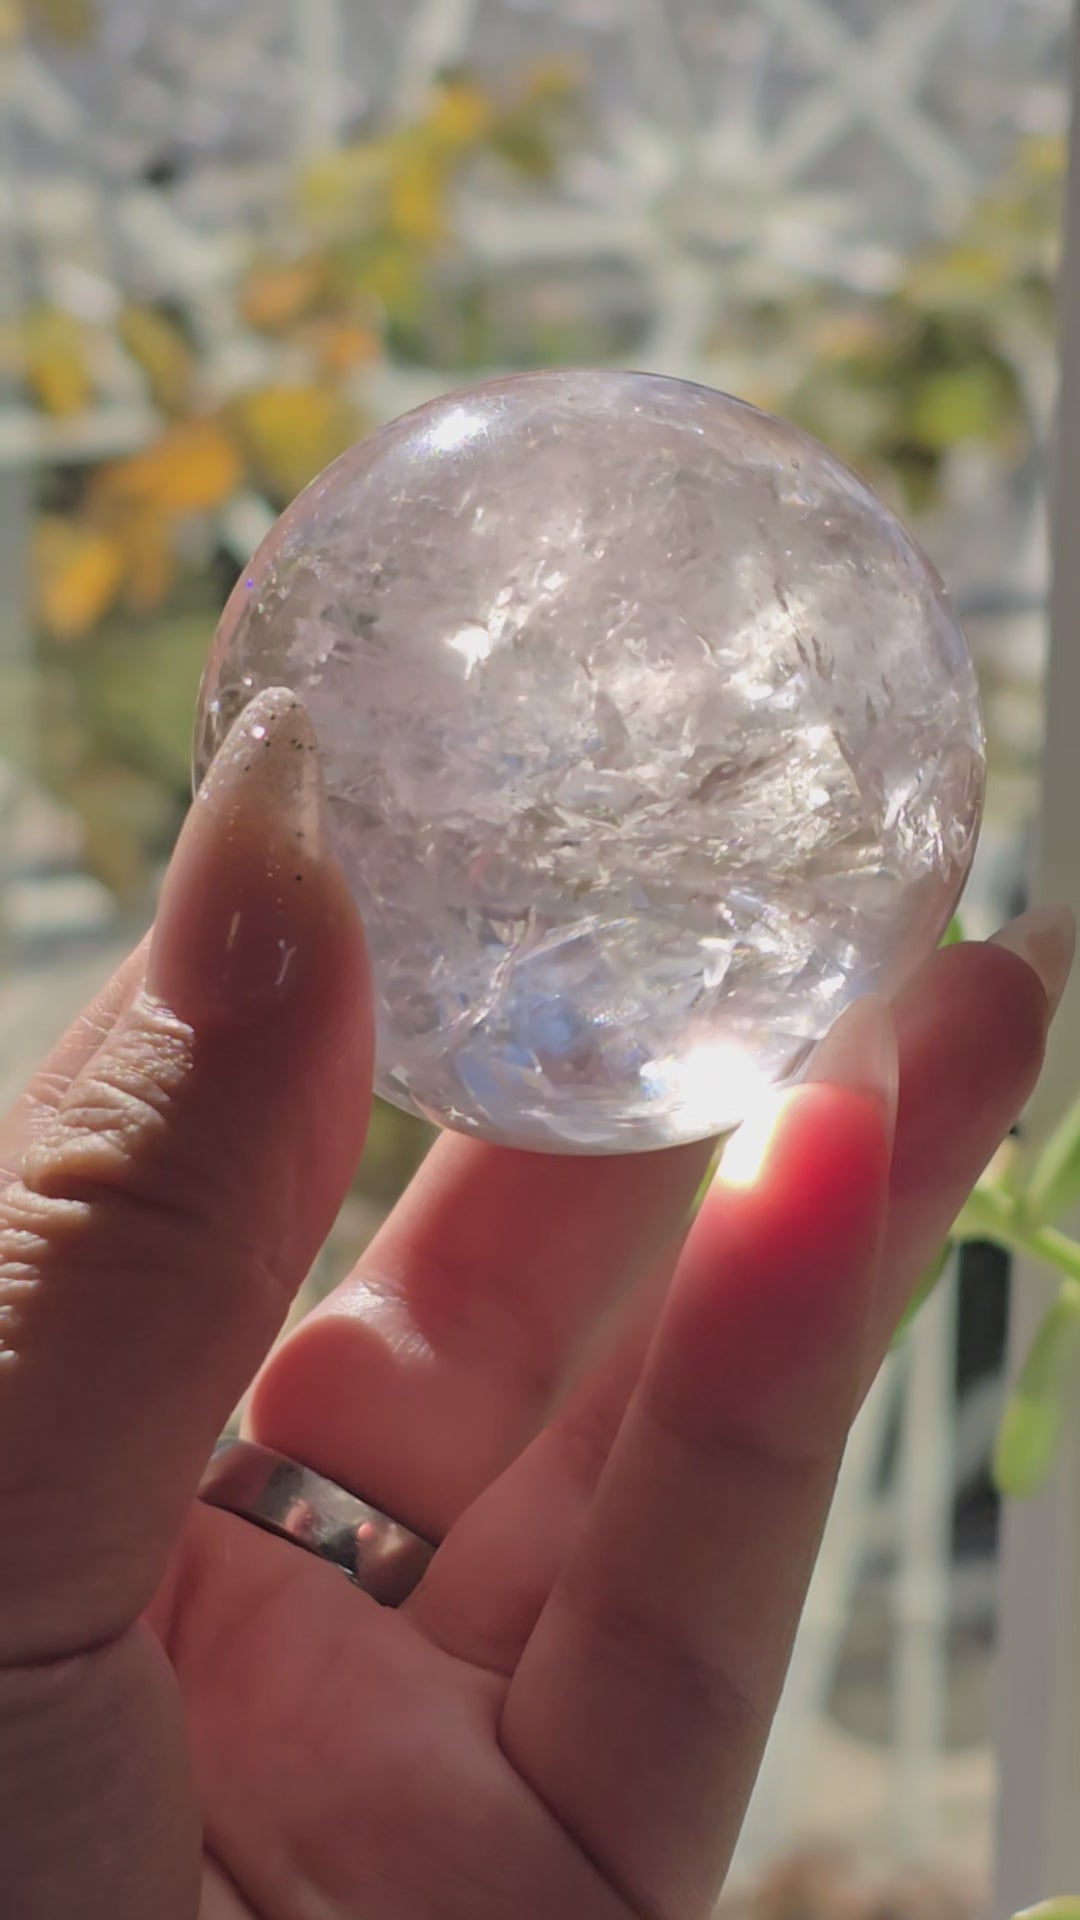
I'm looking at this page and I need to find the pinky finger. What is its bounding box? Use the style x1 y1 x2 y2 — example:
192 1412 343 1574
500 1013 894 1920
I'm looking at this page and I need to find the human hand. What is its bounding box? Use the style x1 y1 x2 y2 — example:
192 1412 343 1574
0 689 1068 1919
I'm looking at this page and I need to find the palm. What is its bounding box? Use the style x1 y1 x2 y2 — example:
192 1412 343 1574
164 1504 634 1919
149 922 1047 1920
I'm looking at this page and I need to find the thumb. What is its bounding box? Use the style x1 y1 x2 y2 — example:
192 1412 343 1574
0 688 372 1664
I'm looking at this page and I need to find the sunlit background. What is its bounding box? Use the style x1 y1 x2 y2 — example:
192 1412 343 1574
0 2 1073 1913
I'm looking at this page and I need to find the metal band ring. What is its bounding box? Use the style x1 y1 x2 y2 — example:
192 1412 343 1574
198 1438 435 1607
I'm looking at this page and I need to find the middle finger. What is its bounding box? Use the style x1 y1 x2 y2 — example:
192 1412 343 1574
249 1127 712 1538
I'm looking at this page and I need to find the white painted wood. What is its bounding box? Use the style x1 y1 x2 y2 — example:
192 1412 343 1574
393 0 480 118
733 1358 900 1873
755 0 975 213
893 1258 959 1858
995 8 1080 1909
291 0 346 158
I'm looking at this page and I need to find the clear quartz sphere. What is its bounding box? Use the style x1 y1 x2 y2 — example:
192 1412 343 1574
195 369 984 1153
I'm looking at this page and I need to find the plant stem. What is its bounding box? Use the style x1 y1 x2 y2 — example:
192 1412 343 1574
956 1183 1080 1283
1026 1225 1080 1285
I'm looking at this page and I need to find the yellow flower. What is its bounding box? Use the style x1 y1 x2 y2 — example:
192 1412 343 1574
117 305 194 414
1016 134 1066 184
34 517 125 642
810 309 891 364
114 504 176 615
517 56 583 101
232 383 362 501
426 79 495 151
904 243 1008 310
301 316 381 378
298 144 390 236
21 306 94 417
386 149 449 245
94 418 244 516
352 241 424 323
24 0 96 42
239 257 327 333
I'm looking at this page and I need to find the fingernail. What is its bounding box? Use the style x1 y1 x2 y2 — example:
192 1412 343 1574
804 995 899 1148
990 904 1076 1019
146 688 332 1025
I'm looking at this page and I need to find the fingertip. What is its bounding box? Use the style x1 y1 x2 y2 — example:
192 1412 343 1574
719 996 898 1198
716 1078 892 1220
803 995 898 1147
690 1081 892 1362
647 1081 889 1479
148 689 370 1036
894 937 1049 1125
989 902 1075 1019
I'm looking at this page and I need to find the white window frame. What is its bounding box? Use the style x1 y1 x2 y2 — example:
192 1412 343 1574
996 11 1080 1909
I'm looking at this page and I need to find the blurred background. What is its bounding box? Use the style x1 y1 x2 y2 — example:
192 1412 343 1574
0 2 1073 1913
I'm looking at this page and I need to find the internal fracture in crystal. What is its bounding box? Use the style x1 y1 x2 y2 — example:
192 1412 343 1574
194 370 984 1152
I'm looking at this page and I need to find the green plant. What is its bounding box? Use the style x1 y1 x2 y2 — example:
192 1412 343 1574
910 922 1080 1500
1013 1901 1080 1919
718 135 1063 516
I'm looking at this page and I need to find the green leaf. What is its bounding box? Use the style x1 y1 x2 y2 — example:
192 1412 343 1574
909 364 1013 450
941 915 965 946
995 1392 1066 1499
952 1179 1019 1244
993 1284 1080 1497
1012 1901 1080 1920
355 1097 433 1203
71 611 212 797
26 0 98 43
893 1243 951 1343
690 1140 728 1216
1025 1090 1080 1227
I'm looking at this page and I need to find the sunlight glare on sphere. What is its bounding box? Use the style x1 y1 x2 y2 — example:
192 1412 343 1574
194 370 984 1153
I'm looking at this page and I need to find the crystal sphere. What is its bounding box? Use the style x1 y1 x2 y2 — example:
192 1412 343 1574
195 369 983 1153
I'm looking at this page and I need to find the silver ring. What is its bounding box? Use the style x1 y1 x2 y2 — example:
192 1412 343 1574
198 1439 435 1607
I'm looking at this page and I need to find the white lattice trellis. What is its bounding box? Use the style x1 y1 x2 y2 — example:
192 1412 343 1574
0 0 1071 447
